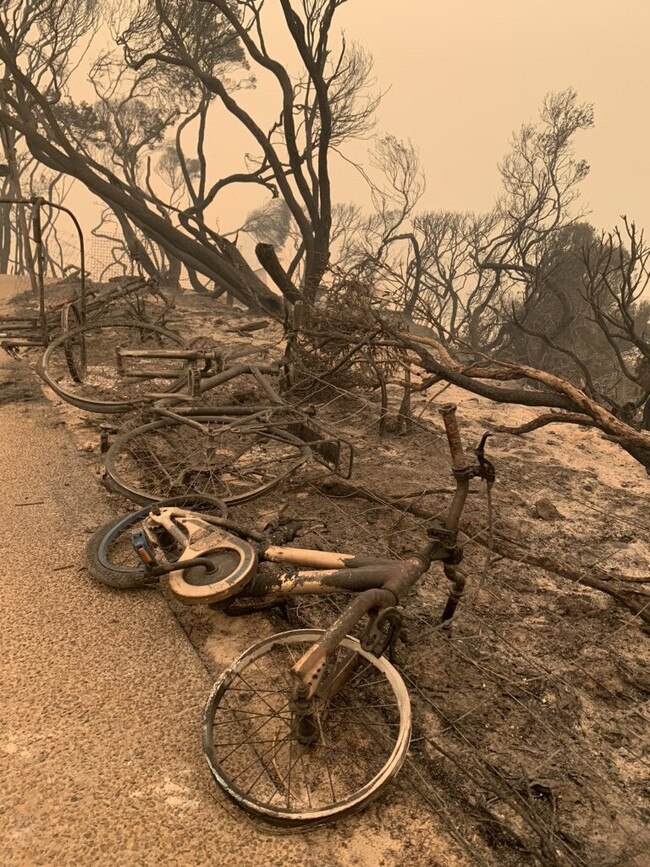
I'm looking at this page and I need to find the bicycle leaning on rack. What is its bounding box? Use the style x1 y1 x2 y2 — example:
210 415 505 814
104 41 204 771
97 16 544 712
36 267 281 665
85 403 495 825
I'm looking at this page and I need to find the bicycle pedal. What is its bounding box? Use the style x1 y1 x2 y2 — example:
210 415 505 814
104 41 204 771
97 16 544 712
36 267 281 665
131 530 159 569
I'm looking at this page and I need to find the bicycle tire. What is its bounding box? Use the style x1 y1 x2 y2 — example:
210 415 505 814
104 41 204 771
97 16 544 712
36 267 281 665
60 301 85 383
85 495 228 589
103 415 311 506
84 279 170 322
203 628 411 825
37 319 188 413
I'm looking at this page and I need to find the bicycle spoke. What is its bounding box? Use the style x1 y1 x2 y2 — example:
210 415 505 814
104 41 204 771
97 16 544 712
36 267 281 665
204 631 410 821
214 700 291 764
107 420 307 503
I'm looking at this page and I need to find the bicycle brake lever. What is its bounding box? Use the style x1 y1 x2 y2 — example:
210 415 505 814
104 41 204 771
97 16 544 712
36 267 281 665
475 432 496 483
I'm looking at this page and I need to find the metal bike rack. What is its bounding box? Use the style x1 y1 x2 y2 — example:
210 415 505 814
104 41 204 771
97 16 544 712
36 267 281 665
0 196 86 351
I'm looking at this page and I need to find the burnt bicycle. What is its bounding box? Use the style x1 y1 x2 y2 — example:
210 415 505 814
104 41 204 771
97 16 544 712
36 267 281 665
39 317 354 500
84 404 495 825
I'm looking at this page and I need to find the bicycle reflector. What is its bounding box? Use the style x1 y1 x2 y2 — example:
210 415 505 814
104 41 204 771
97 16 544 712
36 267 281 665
131 530 159 570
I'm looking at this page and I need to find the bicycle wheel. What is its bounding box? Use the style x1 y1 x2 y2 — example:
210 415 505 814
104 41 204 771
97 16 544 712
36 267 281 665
203 629 411 825
60 301 85 383
83 279 171 323
103 416 311 506
85 495 228 589
38 319 188 412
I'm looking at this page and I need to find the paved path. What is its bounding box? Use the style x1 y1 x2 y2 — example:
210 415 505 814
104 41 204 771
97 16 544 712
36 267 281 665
0 359 357 866
0 357 468 867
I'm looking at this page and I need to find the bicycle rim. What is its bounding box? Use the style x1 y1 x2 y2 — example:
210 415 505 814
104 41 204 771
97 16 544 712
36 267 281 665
202 629 411 825
38 319 188 412
60 302 85 383
103 418 311 506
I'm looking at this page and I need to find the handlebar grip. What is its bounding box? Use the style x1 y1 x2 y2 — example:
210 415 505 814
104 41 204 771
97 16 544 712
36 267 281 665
438 403 469 471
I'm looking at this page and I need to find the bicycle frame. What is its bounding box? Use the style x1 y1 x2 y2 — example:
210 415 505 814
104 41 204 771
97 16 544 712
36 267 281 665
139 403 494 704
130 351 355 477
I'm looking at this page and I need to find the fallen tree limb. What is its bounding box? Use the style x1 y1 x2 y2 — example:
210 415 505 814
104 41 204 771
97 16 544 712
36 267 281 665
494 412 599 434
475 531 650 625
385 327 650 473
316 478 463 516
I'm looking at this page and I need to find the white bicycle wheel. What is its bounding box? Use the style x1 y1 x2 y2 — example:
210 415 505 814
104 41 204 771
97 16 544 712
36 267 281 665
202 628 411 825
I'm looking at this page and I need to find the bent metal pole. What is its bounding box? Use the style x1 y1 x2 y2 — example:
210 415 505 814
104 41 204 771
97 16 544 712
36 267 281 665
0 196 87 333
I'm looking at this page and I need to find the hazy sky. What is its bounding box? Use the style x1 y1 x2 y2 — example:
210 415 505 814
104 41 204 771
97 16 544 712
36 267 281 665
72 0 649 260
336 0 649 232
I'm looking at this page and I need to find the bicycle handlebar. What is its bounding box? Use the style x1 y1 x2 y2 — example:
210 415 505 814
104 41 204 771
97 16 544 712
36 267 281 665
437 403 475 538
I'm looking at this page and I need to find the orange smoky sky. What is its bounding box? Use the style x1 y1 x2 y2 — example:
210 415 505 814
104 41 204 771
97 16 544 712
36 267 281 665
343 0 650 232
71 0 649 241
